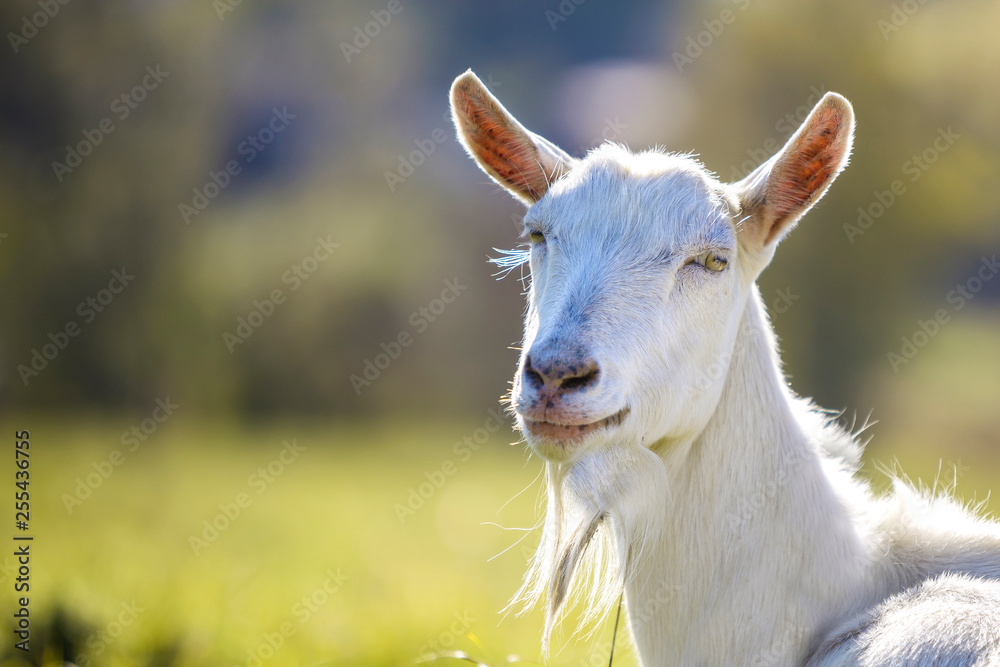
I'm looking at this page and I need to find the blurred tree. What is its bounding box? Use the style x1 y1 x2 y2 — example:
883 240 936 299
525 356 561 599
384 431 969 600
2 0 998 426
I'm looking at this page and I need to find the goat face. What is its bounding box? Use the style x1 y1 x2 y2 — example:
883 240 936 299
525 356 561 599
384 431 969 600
511 150 749 461
450 70 853 462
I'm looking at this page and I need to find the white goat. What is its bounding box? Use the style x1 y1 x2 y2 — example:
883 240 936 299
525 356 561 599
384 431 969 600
450 70 1000 666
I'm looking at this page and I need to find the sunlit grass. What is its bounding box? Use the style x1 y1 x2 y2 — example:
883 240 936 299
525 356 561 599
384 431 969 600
0 416 630 667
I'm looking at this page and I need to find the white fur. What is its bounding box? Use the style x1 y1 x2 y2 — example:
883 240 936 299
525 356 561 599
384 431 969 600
450 71 1000 666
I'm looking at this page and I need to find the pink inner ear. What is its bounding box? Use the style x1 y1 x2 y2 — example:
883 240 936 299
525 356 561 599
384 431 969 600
455 90 546 200
764 106 846 244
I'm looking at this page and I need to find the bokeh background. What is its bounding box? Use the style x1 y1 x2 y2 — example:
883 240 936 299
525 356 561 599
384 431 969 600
2 0 1000 665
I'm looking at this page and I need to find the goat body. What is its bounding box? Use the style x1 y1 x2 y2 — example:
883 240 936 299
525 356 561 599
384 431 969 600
450 70 1000 666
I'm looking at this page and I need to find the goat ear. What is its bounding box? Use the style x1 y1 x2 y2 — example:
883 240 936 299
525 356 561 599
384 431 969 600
733 92 854 247
450 70 576 205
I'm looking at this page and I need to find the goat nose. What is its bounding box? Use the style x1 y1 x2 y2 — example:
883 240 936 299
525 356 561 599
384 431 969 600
523 352 600 393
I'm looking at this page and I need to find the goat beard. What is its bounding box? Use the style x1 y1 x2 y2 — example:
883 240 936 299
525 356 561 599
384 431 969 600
512 442 669 651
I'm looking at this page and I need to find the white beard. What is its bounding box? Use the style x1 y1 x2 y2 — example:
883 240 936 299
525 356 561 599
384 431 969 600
512 442 670 650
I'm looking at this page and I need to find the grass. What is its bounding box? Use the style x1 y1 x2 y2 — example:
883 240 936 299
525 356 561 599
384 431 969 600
0 416 632 667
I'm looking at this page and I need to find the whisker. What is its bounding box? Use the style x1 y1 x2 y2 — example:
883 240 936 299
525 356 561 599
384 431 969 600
482 521 535 532
497 466 545 515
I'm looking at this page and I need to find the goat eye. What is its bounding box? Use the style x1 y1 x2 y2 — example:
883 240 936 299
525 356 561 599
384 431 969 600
704 253 728 272
687 251 729 272
528 229 545 244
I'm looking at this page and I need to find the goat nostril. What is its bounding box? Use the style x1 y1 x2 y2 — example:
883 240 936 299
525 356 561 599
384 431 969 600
523 356 544 389
523 352 600 393
559 364 599 391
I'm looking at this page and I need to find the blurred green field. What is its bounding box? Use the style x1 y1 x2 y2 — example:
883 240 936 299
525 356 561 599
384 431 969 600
0 417 635 667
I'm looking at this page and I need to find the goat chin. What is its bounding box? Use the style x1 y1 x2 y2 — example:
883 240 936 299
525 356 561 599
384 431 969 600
512 440 668 651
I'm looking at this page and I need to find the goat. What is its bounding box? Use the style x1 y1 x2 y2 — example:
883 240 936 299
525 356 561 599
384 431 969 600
449 70 1000 666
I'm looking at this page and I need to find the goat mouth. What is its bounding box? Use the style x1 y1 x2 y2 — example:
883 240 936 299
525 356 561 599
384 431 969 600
522 406 630 443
